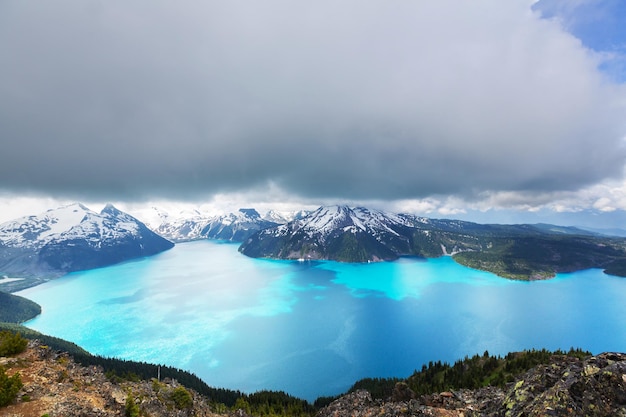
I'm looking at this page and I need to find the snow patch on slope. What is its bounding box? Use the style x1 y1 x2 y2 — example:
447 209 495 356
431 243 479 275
287 205 407 241
0 203 144 249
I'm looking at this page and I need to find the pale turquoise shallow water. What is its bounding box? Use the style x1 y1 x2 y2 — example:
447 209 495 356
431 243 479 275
17 240 626 401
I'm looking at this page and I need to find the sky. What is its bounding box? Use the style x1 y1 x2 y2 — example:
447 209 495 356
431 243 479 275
1 0 626 228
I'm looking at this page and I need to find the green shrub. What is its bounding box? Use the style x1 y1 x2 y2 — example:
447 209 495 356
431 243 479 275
0 365 23 407
0 331 28 357
171 386 193 409
152 378 165 393
233 397 251 414
125 394 140 417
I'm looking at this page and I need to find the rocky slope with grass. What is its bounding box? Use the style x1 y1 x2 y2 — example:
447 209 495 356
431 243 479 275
1 339 220 417
319 352 626 416
3 332 626 417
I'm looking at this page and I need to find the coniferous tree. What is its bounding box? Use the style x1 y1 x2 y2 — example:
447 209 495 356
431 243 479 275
0 366 22 407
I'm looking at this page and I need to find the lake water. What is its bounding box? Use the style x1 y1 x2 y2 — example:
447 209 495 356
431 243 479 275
17 240 626 401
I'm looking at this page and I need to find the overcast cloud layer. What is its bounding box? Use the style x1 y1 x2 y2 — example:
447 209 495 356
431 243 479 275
1 0 625 203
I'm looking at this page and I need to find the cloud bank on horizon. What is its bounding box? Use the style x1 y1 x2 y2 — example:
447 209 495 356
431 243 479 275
1 0 625 214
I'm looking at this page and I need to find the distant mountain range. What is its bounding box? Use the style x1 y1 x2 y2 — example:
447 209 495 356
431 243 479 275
239 205 626 280
2 203 626 286
0 203 173 290
145 207 310 242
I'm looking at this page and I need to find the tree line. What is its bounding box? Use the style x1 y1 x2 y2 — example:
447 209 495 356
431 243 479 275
345 348 591 400
0 323 594 416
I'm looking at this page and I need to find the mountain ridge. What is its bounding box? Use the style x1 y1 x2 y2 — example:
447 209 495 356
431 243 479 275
149 207 308 242
0 203 174 291
3 202 626 284
239 205 626 280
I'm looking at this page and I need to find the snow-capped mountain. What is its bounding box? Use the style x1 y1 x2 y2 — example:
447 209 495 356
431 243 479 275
262 210 293 224
198 208 280 241
263 209 312 223
152 212 214 242
290 205 416 238
238 204 527 262
239 205 426 262
0 203 174 285
239 205 626 280
153 208 281 242
130 205 211 232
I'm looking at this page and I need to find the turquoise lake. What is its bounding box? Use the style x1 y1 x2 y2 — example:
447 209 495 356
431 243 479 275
17 240 626 401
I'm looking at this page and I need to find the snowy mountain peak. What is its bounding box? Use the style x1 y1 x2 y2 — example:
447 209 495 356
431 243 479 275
149 207 280 242
0 203 93 248
58 202 90 212
0 203 174 286
293 210 312 220
292 205 405 238
238 208 261 219
239 205 417 262
0 203 163 250
215 209 260 226
263 209 301 224
239 205 485 262
300 205 358 234
100 203 121 215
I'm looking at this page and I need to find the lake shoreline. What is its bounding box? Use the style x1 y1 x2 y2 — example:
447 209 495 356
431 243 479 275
14 240 626 401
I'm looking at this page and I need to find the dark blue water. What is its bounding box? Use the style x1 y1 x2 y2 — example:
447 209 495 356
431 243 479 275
17 240 626 401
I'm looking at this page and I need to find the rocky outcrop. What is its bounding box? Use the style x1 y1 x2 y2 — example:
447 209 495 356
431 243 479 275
500 353 626 416
1 340 220 417
317 353 626 417
316 389 468 417
3 342 626 417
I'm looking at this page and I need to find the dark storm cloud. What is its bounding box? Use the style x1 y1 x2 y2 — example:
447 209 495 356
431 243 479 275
0 0 624 202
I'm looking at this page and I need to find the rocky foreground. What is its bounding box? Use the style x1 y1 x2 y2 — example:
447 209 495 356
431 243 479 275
2 342 626 416
1 340 219 416
320 353 626 417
